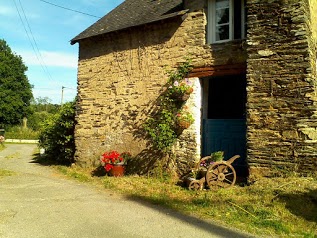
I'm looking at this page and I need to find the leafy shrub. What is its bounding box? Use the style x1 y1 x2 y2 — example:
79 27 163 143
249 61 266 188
144 109 177 152
38 101 76 164
28 111 52 131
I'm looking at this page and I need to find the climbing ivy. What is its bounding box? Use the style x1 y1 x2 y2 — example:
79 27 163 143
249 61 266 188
144 59 194 152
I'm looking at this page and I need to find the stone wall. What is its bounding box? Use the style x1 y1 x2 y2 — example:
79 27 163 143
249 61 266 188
246 0 317 175
75 0 317 177
75 9 246 176
308 0 317 82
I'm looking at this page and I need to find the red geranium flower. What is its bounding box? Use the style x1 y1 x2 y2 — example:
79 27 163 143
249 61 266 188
104 163 114 172
100 151 129 173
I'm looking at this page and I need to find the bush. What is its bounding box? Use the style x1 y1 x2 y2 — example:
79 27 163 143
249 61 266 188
38 101 76 164
28 111 52 131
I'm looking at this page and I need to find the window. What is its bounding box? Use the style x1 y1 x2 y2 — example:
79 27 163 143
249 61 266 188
208 0 246 43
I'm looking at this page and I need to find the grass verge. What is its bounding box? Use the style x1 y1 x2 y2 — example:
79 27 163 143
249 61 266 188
0 169 15 178
55 166 317 237
0 144 5 152
4 126 39 140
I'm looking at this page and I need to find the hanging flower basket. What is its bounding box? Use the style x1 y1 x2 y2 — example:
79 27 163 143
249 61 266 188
167 79 193 102
170 92 191 102
175 107 194 130
177 120 192 129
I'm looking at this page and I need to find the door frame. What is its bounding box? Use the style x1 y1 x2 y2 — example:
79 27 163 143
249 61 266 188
200 72 248 176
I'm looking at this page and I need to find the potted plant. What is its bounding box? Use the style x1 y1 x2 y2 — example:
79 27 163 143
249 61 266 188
100 151 130 177
199 151 224 170
167 78 193 101
175 107 194 130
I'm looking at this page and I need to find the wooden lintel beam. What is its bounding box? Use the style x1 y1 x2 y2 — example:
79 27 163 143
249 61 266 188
188 64 246 78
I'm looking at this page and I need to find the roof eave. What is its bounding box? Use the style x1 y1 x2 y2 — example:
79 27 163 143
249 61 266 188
70 9 189 45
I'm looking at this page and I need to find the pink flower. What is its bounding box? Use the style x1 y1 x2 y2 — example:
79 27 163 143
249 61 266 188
173 81 179 86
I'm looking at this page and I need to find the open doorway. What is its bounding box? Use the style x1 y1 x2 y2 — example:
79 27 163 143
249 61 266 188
202 74 247 175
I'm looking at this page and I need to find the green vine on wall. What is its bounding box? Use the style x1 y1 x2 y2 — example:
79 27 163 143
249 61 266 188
144 59 194 152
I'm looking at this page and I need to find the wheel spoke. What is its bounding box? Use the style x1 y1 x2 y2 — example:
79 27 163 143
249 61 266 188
209 171 218 177
218 165 225 173
224 172 234 176
224 178 233 184
208 177 217 182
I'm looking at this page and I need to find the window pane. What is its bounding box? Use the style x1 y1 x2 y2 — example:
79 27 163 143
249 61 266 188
234 0 242 39
216 25 229 41
216 0 229 9
216 8 229 24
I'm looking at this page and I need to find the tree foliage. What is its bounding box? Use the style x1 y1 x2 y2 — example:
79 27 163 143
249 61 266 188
38 101 76 164
0 39 33 126
28 97 60 130
30 97 60 114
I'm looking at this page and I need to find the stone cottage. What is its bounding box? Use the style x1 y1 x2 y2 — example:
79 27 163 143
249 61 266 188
71 0 317 177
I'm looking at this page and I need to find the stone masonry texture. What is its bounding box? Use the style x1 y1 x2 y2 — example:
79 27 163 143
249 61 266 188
75 0 316 177
75 8 245 176
246 0 317 175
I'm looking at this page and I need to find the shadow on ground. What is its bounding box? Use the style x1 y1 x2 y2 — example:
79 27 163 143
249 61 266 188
30 153 70 166
125 194 254 238
277 189 317 222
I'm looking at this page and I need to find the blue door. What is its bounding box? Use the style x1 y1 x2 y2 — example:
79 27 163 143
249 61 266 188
202 74 247 176
202 119 246 171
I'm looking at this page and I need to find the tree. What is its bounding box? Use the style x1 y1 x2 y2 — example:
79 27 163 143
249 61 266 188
0 39 33 126
28 97 60 130
30 97 60 113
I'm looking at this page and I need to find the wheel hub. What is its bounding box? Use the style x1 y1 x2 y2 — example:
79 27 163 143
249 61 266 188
218 173 225 181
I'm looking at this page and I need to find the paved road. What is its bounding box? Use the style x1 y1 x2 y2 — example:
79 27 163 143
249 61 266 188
0 144 253 238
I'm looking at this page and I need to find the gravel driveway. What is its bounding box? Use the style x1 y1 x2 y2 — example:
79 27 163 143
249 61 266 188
0 144 253 238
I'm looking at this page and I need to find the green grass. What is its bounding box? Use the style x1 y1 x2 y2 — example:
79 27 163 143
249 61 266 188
0 169 15 178
54 166 317 237
0 143 5 151
4 126 39 140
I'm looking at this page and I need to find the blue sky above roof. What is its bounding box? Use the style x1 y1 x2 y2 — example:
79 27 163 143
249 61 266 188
0 0 123 104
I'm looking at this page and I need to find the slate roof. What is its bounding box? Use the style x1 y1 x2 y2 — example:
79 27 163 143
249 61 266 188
71 0 187 44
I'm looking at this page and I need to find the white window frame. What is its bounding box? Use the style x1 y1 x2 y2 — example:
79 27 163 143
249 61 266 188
208 0 246 44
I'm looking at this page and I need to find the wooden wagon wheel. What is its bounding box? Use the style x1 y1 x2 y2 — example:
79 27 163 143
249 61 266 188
205 162 236 189
188 180 203 191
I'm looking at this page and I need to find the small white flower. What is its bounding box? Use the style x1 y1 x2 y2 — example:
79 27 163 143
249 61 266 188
184 78 191 85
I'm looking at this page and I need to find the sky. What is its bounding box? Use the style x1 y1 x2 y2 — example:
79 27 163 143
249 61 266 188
0 0 124 104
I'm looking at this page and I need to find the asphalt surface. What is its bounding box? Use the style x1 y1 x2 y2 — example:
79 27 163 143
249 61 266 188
0 144 254 238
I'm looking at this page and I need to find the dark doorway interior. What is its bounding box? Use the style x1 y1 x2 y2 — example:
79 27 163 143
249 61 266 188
208 74 246 119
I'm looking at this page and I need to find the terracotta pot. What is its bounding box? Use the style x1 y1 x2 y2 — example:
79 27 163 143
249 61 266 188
177 120 191 129
110 164 125 177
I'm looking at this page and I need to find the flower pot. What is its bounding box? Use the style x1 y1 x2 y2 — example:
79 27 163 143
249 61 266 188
177 120 191 129
110 164 125 177
180 93 190 101
170 92 190 102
